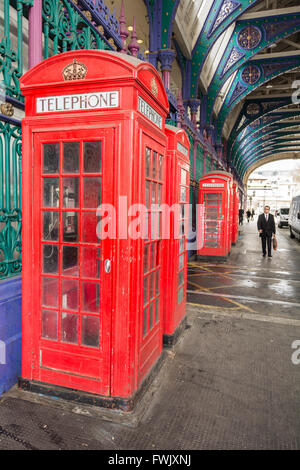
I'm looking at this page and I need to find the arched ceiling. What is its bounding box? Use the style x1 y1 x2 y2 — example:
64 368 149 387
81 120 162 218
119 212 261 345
171 0 300 178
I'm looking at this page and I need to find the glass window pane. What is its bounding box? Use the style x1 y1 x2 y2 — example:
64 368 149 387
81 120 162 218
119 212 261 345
62 177 79 208
181 168 187 185
42 277 59 308
143 275 149 306
150 242 156 269
144 212 149 241
156 241 161 266
63 212 78 242
143 306 148 337
82 315 100 348
145 181 150 209
152 152 157 179
150 272 155 300
180 186 186 202
43 211 59 241
63 142 80 173
179 253 184 271
83 177 101 208
43 178 59 208
158 184 162 205
61 278 79 311
179 237 185 253
62 245 79 276
42 309 58 340
144 245 149 274
152 182 157 204
149 302 154 330
181 204 185 219
82 247 100 279
178 286 184 305
61 312 78 344
84 141 102 173
43 244 58 274
156 269 160 295
43 143 59 174
146 148 151 177
158 155 163 180
155 298 160 324
82 281 100 313
179 270 184 287
82 212 100 244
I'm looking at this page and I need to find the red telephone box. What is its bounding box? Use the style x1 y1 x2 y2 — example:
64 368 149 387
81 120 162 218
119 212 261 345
19 50 169 409
232 182 239 245
163 124 190 344
197 171 233 259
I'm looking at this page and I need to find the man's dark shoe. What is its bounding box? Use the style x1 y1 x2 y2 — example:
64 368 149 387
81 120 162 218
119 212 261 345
268 255 272 258
263 253 266 257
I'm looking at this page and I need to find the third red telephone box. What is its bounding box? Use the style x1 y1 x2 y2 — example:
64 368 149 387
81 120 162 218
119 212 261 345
163 124 190 344
19 50 169 409
197 171 233 259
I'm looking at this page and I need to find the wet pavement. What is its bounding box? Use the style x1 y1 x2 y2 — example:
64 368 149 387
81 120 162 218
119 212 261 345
0 217 300 450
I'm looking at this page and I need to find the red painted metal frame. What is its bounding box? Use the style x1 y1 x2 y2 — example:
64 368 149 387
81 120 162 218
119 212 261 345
232 183 239 244
163 124 190 338
20 50 169 400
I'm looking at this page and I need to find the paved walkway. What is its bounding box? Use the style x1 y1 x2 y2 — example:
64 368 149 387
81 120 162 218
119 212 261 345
0 217 300 450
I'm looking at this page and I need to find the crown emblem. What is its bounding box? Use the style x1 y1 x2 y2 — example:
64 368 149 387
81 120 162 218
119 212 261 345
151 77 158 97
62 59 88 81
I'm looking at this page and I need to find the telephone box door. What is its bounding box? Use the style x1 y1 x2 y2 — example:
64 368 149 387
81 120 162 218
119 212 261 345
202 190 226 254
28 127 114 395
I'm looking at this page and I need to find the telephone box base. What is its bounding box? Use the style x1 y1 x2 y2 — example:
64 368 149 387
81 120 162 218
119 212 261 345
18 352 166 413
163 316 187 347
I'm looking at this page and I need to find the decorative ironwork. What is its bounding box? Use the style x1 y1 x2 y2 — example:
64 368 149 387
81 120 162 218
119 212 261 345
42 0 118 58
208 0 241 37
238 26 262 50
227 82 248 107
221 47 245 77
241 65 261 84
245 103 260 116
0 118 22 279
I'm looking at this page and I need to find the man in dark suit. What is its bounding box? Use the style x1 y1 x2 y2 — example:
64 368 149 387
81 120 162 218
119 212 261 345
257 205 276 257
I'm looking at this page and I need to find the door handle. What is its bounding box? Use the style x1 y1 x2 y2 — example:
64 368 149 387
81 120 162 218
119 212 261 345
104 259 111 273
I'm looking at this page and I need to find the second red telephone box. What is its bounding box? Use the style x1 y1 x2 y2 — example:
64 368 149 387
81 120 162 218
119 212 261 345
197 171 233 259
19 50 169 410
163 124 190 345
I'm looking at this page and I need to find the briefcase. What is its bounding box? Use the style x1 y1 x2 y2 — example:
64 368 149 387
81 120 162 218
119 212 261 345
273 236 277 251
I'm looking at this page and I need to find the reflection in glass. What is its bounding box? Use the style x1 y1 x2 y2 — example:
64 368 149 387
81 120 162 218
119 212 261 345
84 141 102 173
149 302 154 329
61 278 79 311
156 269 160 295
143 275 149 306
178 286 184 305
179 254 184 271
143 307 148 337
152 152 157 179
181 168 187 185
83 177 101 208
61 312 78 344
158 155 163 180
150 242 155 269
43 143 59 174
82 281 100 313
146 148 151 177
42 277 59 308
82 247 100 279
144 245 149 274
180 186 186 202
63 142 80 173
150 272 155 300
82 212 100 243
62 245 78 276
42 310 58 340
43 244 59 274
82 315 100 348
62 177 79 208
145 181 150 209
179 237 185 253
179 270 184 287
43 178 59 208
43 211 59 241
155 298 159 323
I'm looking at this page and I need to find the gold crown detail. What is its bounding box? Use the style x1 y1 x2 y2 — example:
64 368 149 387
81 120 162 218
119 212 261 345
62 59 88 81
